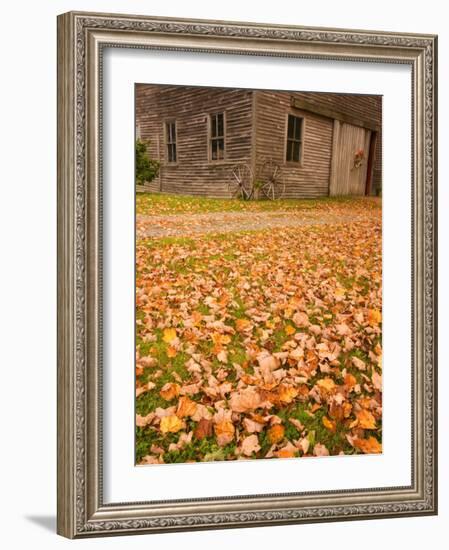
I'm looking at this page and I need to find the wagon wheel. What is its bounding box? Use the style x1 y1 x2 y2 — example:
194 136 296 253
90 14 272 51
259 160 285 200
229 163 254 200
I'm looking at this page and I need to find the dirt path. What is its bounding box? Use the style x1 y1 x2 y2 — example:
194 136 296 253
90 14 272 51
136 209 376 238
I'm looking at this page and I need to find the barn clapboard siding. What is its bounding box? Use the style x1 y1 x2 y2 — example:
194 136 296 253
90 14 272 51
255 91 334 198
135 85 382 198
136 85 253 198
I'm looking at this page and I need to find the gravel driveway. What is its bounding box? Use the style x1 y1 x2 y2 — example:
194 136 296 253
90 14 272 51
136 209 373 238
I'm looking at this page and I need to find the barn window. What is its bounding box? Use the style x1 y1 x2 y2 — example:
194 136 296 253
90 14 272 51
209 112 225 160
286 114 304 162
165 121 177 163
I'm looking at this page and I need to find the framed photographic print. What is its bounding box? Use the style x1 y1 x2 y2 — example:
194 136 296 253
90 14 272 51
57 11 438 538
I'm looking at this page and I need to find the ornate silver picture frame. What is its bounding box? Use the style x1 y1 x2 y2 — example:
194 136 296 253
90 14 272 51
57 11 437 538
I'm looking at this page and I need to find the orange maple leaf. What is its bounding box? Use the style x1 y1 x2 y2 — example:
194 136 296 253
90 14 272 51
268 424 285 444
159 382 181 401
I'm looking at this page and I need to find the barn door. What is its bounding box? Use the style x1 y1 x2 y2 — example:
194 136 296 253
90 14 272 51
329 121 371 196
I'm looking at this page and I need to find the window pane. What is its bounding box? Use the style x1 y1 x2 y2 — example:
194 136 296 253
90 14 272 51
167 122 176 144
287 115 294 139
294 117 302 140
210 114 225 159
286 116 303 161
211 139 218 160
286 140 292 162
293 141 300 162
167 143 176 163
217 113 224 137
217 138 224 159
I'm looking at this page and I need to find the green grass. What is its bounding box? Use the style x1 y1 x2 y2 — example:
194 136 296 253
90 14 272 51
136 192 381 216
135 425 238 464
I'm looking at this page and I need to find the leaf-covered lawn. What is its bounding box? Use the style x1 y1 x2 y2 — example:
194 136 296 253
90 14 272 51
136 196 382 465
136 192 381 216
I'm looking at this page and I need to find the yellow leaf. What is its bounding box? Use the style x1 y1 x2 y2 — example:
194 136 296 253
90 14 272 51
278 384 299 404
163 328 177 343
316 377 336 394
285 324 296 336
322 416 337 433
356 409 377 429
334 287 345 300
354 436 382 454
160 415 184 434
211 332 231 346
368 309 382 326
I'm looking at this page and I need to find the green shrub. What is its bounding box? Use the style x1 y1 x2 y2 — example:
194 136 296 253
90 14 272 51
136 139 160 185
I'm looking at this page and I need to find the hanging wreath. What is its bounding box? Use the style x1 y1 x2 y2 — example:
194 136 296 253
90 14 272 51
353 148 365 169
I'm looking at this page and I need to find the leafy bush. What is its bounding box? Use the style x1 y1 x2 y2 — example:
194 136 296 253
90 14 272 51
136 139 160 185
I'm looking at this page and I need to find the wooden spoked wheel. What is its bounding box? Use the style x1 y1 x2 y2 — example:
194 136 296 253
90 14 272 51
259 160 285 200
229 163 254 200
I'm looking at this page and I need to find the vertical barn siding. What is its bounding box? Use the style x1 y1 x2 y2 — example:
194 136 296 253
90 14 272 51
330 123 371 195
135 85 253 198
255 91 334 198
288 91 382 193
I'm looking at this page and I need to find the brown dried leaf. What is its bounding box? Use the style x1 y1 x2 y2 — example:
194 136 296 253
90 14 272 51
229 388 261 413
240 434 261 456
194 418 213 440
313 443 330 456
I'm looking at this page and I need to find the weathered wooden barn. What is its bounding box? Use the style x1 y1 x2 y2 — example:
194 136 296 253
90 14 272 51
135 84 382 198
